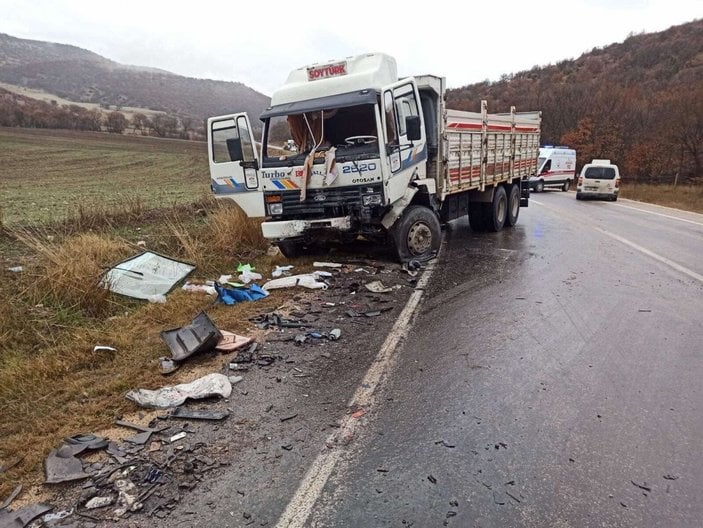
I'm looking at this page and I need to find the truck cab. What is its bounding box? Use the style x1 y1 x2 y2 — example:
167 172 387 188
207 53 439 257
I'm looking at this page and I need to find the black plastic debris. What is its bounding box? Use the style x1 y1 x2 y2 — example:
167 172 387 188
0 503 52 528
631 480 652 492
427 475 437 484
45 435 108 484
251 313 307 330
115 420 169 445
160 312 222 362
169 408 229 421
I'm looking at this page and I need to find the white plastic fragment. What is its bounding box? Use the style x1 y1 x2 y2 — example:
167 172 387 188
228 375 244 385
365 280 394 293
182 282 217 295
86 496 113 509
125 373 233 409
169 432 187 443
238 269 263 284
313 262 343 268
93 345 117 353
7 266 23 273
263 273 328 291
272 265 294 278
147 294 167 303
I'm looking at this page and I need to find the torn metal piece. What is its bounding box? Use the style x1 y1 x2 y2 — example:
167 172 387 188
45 448 88 484
169 408 229 421
159 357 179 375
160 312 222 362
0 503 53 528
125 431 153 445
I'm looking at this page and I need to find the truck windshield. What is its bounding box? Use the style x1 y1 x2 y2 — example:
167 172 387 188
262 104 378 166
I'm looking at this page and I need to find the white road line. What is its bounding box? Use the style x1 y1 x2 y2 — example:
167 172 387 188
593 226 703 284
532 200 703 284
275 256 438 528
612 203 703 227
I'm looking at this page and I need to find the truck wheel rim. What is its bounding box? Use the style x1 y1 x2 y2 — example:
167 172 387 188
498 197 507 223
407 222 432 255
510 193 518 218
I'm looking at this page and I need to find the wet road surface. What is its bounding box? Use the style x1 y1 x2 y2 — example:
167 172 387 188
305 193 703 527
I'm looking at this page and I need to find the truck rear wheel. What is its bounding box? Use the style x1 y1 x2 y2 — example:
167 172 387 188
505 184 520 227
487 186 507 232
391 205 441 261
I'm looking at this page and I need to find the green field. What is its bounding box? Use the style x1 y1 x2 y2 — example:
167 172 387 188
0 127 210 225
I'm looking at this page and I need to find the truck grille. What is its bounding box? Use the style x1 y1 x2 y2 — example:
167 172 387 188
269 185 382 218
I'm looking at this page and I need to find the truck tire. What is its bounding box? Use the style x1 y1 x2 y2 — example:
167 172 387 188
391 205 441 261
535 180 544 193
277 240 305 258
576 192 583 200
486 185 507 232
505 184 520 227
562 179 571 192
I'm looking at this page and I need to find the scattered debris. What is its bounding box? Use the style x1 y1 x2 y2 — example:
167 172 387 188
85 496 114 509
280 413 298 422
505 491 521 503
159 357 179 375
427 475 437 484
182 282 217 295
125 373 232 409
272 265 295 278
329 328 341 341
0 457 22 474
638 309 652 313
215 282 268 304
252 313 307 329
313 262 343 268
434 440 456 448
238 269 263 284
365 280 394 293
160 312 222 362
169 408 230 421
631 480 652 492
45 435 107 484
663 474 679 480
351 409 366 419
100 251 195 300
263 273 329 291
492 491 506 505
6 266 23 273
169 432 187 443
147 294 167 304
228 375 244 385
0 503 53 528
215 331 253 352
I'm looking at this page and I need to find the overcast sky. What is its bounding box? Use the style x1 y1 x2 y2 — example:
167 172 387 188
1 0 700 96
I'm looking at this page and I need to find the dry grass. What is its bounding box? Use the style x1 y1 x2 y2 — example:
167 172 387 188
0 200 286 496
620 183 703 214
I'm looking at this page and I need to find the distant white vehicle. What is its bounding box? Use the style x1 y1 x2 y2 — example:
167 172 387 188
576 159 621 201
530 146 576 192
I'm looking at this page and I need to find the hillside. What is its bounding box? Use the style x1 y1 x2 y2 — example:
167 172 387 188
447 19 703 183
0 33 269 125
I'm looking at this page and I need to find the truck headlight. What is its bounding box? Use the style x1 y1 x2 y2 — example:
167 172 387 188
362 194 382 206
268 203 283 215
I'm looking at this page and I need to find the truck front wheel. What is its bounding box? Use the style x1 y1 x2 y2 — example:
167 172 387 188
391 205 441 262
276 240 305 258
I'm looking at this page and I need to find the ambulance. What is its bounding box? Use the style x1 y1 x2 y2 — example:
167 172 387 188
529 146 576 192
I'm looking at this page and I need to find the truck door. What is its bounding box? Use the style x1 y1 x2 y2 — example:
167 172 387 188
381 80 427 175
380 79 427 204
207 113 265 217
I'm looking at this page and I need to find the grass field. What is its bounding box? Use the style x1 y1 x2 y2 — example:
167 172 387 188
0 127 209 225
620 183 703 214
0 127 289 497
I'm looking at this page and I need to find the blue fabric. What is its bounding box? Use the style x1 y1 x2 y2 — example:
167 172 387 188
215 283 268 305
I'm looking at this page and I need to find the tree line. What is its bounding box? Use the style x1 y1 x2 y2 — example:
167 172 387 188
447 19 703 184
0 88 206 140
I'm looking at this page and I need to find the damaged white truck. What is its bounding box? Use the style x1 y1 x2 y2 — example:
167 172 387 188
207 53 541 261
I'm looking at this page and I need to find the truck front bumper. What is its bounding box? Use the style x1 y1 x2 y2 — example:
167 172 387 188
261 216 352 240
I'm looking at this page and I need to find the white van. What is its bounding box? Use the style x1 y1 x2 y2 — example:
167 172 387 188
576 159 621 201
530 146 576 192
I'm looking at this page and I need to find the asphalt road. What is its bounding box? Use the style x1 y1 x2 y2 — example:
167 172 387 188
303 192 703 527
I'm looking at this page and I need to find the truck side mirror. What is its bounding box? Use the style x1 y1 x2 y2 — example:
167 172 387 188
406 116 421 141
